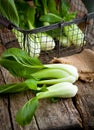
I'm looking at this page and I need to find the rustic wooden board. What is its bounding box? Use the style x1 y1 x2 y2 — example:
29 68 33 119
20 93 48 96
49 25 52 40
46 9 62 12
27 91 83 130
9 93 38 130
0 66 83 130
0 67 39 130
0 68 12 130
0 96 12 130
75 81 94 130
0 57 94 130
0 43 94 130
35 99 83 130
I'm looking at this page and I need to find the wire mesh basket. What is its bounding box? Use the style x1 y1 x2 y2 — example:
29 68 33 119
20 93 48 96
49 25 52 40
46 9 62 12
85 13 94 46
0 0 94 63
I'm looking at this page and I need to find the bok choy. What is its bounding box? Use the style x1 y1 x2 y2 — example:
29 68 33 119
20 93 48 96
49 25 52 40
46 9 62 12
38 32 55 51
37 82 78 99
13 0 55 54
15 82 78 126
0 48 79 83
13 1 41 57
39 0 86 47
0 48 79 126
13 30 41 57
59 0 86 46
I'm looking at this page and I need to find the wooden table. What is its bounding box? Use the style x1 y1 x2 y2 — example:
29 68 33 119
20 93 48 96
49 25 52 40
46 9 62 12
0 27 94 130
0 46 94 130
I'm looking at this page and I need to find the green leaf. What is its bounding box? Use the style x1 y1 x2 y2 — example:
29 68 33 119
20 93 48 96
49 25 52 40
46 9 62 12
41 0 48 14
1 48 43 66
16 97 38 126
64 12 77 21
0 48 45 77
0 59 36 78
15 0 36 29
59 0 70 18
25 79 48 92
33 0 41 7
25 79 38 90
0 0 19 26
15 0 29 29
0 78 39 94
40 13 62 24
0 82 28 94
47 0 58 15
59 0 76 21
36 84 48 92
27 6 36 28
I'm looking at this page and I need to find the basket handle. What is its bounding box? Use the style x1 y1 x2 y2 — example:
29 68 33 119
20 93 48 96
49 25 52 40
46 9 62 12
0 14 13 29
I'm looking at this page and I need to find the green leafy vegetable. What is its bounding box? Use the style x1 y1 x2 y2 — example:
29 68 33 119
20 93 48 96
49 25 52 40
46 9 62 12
44 64 79 80
57 35 71 47
0 0 19 26
38 76 76 85
37 82 78 99
59 0 76 21
0 59 33 78
64 24 86 46
47 0 58 15
16 97 38 126
1 47 41 65
0 48 44 77
40 13 62 23
32 68 70 80
13 30 41 57
15 82 78 126
24 79 38 90
0 83 28 94
0 48 79 126
38 0 85 47
58 0 85 46
0 48 79 81
13 0 41 56
38 32 55 51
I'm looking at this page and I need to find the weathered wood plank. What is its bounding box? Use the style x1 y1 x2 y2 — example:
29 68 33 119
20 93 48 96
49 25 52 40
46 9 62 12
27 91 83 130
0 42 94 130
36 99 83 130
10 92 38 130
0 67 39 130
75 81 94 130
0 96 12 130
0 68 12 130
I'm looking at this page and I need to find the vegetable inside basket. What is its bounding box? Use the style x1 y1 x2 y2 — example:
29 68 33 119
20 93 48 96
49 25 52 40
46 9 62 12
0 0 94 63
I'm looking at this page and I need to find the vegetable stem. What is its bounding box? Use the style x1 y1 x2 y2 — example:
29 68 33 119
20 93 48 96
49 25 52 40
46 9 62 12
37 82 78 99
32 68 70 80
44 64 79 80
38 76 76 85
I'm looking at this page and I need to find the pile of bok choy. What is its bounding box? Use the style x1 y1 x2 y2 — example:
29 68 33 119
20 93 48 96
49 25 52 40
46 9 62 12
0 48 79 126
0 0 86 56
15 0 55 53
0 0 55 57
38 0 86 47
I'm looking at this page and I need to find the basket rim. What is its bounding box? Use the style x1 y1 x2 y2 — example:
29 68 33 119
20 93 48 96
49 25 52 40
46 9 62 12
0 12 94 34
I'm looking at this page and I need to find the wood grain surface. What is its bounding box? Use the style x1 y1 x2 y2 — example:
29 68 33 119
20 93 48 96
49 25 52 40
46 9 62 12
0 47 94 130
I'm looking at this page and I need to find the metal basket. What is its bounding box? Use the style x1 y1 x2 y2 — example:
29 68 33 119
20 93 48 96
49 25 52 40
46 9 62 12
0 11 94 63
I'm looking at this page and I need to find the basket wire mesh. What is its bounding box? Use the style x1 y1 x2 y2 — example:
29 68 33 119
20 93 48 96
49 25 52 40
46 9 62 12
12 18 86 54
85 15 94 46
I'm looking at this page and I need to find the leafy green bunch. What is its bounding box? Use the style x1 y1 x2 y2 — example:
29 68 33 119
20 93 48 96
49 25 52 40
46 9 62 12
0 48 79 126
